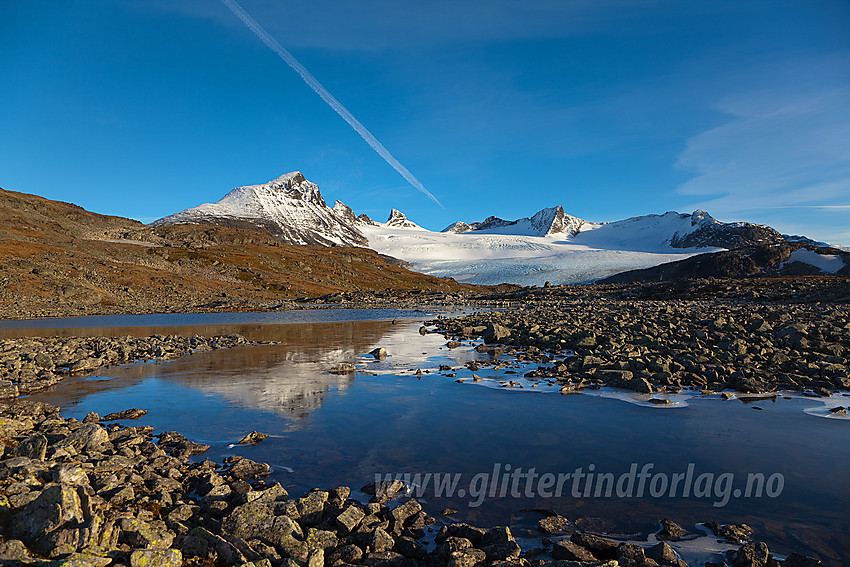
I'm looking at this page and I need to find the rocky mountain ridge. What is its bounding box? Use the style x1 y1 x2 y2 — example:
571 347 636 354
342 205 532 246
155 172 791 252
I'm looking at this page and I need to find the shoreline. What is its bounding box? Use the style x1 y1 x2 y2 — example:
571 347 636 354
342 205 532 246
0 399 828 567
426 294 849 397
2 275 847 323
0 335 273 401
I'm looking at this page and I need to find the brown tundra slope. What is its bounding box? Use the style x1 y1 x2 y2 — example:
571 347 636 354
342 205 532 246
0 187 478 319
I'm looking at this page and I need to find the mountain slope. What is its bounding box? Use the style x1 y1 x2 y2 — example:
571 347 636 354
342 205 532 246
0 187 476 319
667 210 784 249
154 172 367 247
600 244 850 283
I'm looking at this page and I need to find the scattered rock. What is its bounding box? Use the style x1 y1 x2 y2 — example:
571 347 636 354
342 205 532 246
705 521 753 544
431 287 850 397
552 539 597 561
657 519 688 540
370 347 388 360
238 431 270 445
537 515 570 534
361 479 405 503
729 541 770 567
102 408 148 421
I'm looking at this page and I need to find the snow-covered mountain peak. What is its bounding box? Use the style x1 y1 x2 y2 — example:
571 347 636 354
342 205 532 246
153 172 367 247
256 171 325 206
332 200 358 224
670 210 782 249
385 209 421 229
529 205 593 237
443 221 472 234
443 205 596 237
270 171 306 185
691 209 714 224
358 213 379 226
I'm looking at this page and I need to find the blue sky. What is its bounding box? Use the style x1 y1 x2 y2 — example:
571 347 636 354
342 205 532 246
2 0 849 244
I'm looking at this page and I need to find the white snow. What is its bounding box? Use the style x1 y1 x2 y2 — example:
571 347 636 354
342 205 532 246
781 248 846 274
361 211 722 286
154 172 367 247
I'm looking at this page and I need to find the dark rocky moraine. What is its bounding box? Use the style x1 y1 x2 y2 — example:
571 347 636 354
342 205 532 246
431 296 849 396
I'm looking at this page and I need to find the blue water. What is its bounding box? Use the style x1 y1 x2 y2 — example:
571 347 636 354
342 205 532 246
14 313 849 565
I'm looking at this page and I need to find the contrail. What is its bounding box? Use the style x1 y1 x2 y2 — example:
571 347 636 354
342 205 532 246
219 0 443 208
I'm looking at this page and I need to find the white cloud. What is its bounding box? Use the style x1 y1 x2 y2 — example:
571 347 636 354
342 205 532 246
677 86 850 209
672 52 850 247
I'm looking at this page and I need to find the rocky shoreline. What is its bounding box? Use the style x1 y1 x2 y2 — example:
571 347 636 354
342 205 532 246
429 294 849 396
0 400 828 567
0 335 269 400
7 276 847 324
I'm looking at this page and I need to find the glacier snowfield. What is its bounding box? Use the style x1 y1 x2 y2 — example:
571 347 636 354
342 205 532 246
362 222 716 286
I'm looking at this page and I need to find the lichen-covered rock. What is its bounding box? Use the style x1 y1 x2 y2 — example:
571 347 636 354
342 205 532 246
390 498 422 526
306 527 339 553
646 541 678 564
296 491 328 526
0 539 31 561
129 548 182 567
222 501 300 543
229 458 271 480
53 550 113 567
361 479 405 504
60 423 110 452
238 430 269 445
335 504 365 533
327 543 364 565
447 549 487 567
52 464 90 486
368 527 395 553
14 433 48 460
120 517 176 549
437 536 473 558
11 483 84 543
570 532 619 557
731 541 771 567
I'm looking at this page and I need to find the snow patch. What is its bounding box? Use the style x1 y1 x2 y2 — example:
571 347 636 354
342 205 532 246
782 248 845 274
